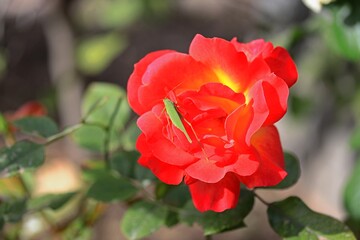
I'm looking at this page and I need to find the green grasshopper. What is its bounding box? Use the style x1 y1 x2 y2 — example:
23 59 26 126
163 98 192 143
163 98 210 161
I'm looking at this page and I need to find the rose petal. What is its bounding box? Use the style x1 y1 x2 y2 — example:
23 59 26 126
240 125 287 188
127 50 174 114
231 38 273 61
189 34 249 92
136 133 151 156
231 154 259 176
251 125 285 168
180 83 245 114
248 74 289 126
139 156 184 185
186 173 240 212
6 101 47 121
225 103 265 146
243 57 272 90
138 52 218 111
262 75 289 125
137 110 197 166
231 39 297 88
265 47 298 87
185 157 226 183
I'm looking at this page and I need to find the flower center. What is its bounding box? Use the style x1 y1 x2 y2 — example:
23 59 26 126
214 69 240 92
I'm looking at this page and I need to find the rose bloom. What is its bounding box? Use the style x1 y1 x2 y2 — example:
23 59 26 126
127 34 297 212
5 101 47 133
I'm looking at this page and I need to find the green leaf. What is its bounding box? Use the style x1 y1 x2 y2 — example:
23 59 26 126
345 217 360 240
165 210 179 227
62 218 92 240
111 151 155 185
267 196 356 239
344 160 360 221
87 172 137 202
28 192 77 211
161 183 191 208
77 33 127 75
0 199 27 223
155 182 170 200
154 183 189 228
82 82 130 129
134 164 156 183
121 201 168 240
73 0 143 30
321 7 360 61
271 152 301 189
0 113 8 134
13 116 58 138
120 121 141 151
72 125 106 152
350 126 360 150
100 0 143 28
179 188 254 235
289 95 313 117
0 141 45 177
73 82 130 152
111 151 139 178
82 161 107 181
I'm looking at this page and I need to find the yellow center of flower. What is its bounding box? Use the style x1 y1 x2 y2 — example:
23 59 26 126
214 69 240 92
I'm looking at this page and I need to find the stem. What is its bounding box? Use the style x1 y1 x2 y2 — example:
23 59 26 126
103 97 122 170
4 132 32 199
18 170 56 229
18 175 31 198
82 97 108 123
126 178 192 215
45 123 83 145
4 131 15 146
45 96 109 145
253 191 270 206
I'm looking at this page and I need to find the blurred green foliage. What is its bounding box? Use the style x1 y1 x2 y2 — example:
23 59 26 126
268 197 356 239
76 33 127 75
1 0 360 239
344 160 360 221
72 82 130 152
321 6 360 61
72 0 144 30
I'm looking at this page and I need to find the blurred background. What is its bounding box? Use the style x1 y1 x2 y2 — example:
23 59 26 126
1 0 360 239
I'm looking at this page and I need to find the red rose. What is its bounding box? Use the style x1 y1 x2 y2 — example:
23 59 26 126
127 34 297 212
5 101 47 121
5 101 47 133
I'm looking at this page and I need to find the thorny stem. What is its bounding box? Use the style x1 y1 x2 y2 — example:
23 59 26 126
103 97 122 170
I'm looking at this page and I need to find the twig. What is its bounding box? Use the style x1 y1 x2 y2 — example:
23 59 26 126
45 123 83 145
253 191 270 206
103 97 122 170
